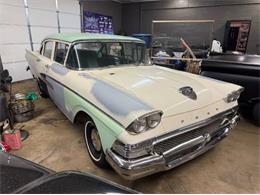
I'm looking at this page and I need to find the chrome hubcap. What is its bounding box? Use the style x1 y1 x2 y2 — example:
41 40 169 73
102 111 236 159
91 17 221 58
91 128 101 151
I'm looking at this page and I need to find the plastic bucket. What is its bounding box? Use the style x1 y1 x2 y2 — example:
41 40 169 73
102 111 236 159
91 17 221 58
3 130 22 149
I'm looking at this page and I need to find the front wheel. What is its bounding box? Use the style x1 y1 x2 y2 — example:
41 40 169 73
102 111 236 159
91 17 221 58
84 120 109 168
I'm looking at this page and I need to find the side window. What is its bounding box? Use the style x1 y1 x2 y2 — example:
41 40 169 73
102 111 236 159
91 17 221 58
43 41 53 59
66 46 79 68
54 42 69 65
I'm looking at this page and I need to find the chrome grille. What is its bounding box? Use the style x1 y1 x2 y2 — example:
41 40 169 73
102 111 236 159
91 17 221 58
165 144 201 163
154 117 228 154
211 128 226 140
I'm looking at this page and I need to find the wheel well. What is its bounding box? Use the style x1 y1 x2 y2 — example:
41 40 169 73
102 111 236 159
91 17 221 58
74 111 91 125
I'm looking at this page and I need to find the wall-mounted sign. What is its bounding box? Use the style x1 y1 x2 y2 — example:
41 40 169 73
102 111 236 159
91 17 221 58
223 20 251 53
83 11 113 34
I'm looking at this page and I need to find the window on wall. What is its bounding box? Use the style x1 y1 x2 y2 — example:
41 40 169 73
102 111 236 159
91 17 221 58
54 42 69 65
43 41 53 59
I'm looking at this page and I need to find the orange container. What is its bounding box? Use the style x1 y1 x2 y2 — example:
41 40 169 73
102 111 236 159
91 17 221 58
3 130 22 149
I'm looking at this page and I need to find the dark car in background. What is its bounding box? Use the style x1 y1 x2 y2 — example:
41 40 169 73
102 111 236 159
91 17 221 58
201 54 260 125
0 152 137 194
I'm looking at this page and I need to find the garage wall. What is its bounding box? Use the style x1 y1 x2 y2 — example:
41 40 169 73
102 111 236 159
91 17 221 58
122 3 141 36
81 0 122 34
0 0 32 82
0 0 81 82
122 0 260 54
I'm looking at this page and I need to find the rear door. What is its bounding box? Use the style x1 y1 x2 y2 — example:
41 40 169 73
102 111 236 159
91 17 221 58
41 41 55 76
25 41 54 81
33 41 55 81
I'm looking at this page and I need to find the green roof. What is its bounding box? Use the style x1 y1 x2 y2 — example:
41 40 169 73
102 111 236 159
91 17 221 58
44 33 143 43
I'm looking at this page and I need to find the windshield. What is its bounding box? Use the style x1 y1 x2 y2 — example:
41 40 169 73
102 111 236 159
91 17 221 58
74 42 146 69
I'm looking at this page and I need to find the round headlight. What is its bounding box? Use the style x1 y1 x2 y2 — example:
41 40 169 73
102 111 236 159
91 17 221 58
126 111 163 134
131 118 147 133
147 113 162 128
224 88 244 103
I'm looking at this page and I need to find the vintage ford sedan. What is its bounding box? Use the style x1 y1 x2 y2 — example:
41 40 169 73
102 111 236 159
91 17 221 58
26 33 242 180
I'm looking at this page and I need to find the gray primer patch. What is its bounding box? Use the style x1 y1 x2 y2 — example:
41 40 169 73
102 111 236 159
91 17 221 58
51 63 70 76
79 73 153 116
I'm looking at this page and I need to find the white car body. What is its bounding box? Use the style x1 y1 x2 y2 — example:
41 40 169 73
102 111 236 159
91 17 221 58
25 33 242 180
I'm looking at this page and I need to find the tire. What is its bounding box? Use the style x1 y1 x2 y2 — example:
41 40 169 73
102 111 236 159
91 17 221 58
253 103 260 126
84 120 109 168
37 79 49 98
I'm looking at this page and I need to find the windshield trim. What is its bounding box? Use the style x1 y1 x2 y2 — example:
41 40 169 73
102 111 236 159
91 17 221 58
72 39 144 45
69 40 147 71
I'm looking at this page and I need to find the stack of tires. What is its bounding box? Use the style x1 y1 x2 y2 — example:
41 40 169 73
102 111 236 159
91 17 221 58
11 96 34 123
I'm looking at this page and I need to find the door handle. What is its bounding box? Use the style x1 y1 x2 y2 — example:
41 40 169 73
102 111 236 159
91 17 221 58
36 58 41 62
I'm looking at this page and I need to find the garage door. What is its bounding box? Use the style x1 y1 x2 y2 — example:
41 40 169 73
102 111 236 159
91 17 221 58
0 0 81 82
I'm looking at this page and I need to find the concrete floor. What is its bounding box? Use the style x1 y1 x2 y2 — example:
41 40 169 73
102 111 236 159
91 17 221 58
10 79 260 193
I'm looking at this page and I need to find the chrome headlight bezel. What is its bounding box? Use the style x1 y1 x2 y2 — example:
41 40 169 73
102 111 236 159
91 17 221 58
126 110 163 134
224 88 244 103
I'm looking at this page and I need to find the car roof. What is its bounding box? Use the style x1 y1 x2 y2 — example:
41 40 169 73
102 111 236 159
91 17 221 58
44 33 144 43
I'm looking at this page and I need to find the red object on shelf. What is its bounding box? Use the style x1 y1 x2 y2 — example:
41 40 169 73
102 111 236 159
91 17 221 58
3 130 22 149
0 141 12 152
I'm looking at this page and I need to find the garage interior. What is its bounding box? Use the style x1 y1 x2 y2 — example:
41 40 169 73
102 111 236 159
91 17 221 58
0 0 260 193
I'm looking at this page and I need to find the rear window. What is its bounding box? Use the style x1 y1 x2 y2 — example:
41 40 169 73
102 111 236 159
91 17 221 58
43 41 53 59
54 42 69 65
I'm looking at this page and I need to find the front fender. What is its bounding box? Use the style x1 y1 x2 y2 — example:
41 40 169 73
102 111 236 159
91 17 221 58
72 106 123 152
64 87 125 152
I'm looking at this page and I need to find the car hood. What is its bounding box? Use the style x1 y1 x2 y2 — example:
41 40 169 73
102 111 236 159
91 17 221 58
85 65 240 127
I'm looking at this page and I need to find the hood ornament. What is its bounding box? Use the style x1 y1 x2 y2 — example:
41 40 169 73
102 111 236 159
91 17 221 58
179 86 197 100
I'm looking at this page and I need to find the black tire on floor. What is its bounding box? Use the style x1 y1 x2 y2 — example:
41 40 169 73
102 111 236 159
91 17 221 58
37 78 49 98
84 119 109 168
252 102 260 126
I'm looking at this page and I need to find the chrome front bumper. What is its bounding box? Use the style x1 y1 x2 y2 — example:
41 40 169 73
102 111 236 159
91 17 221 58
106 114 240 180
